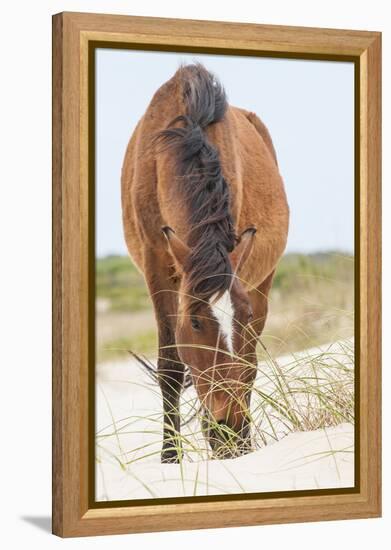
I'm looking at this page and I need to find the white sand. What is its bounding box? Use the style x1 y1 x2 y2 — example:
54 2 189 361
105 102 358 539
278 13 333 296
96 342 354 501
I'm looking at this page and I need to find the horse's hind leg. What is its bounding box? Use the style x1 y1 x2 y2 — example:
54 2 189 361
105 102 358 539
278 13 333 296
144 262 185 463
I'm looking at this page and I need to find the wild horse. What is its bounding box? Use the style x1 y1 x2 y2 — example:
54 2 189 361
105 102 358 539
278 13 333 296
121 63 289 462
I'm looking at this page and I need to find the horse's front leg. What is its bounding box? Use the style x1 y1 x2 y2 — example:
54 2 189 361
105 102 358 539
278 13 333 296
156 321 185 463
250 269 276 338
145 261 185 463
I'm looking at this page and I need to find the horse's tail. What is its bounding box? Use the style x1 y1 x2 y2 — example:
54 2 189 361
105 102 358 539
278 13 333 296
154 63 236 301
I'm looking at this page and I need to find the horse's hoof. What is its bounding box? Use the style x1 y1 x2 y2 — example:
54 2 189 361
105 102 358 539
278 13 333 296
161 449 180 464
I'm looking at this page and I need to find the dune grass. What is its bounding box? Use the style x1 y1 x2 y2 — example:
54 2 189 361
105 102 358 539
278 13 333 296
97 332 354 466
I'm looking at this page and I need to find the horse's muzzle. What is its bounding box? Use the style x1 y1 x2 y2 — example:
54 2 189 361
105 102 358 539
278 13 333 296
202 416 253 459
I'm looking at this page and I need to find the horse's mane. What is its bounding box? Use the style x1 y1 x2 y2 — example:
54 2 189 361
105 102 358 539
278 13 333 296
155 63 236 309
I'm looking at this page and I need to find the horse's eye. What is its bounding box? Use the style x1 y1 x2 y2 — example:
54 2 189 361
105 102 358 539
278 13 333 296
191 317 202 331
248 310 254 323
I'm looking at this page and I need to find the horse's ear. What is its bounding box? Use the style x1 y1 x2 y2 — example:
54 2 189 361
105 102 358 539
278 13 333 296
161 226 190 271
230 227 257 273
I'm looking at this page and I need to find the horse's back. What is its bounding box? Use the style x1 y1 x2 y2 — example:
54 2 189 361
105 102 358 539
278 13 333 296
121 74 289 285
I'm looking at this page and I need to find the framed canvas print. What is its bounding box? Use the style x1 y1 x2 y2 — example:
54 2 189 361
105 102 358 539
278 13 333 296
52 12 382 537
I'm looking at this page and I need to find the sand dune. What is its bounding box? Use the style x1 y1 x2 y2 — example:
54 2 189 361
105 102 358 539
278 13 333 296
96 342 354 501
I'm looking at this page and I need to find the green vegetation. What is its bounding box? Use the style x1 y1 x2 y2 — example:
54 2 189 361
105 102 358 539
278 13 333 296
96 252 354 362
98 330 158 363
264 252 354 357
96 255 150 312
272 252 353 291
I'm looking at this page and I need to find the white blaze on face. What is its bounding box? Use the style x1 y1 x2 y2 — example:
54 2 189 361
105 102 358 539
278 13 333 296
210 290 235 354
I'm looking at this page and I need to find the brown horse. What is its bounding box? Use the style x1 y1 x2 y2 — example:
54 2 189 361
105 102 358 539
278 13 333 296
121 63 289 462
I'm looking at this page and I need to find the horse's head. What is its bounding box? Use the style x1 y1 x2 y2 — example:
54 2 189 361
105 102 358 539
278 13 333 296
162 226 258 458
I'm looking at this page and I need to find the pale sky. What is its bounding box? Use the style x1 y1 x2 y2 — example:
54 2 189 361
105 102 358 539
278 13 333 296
96 49 354 258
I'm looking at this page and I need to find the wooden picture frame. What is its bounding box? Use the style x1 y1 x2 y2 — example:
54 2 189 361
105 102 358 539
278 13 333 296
52 11 381 537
